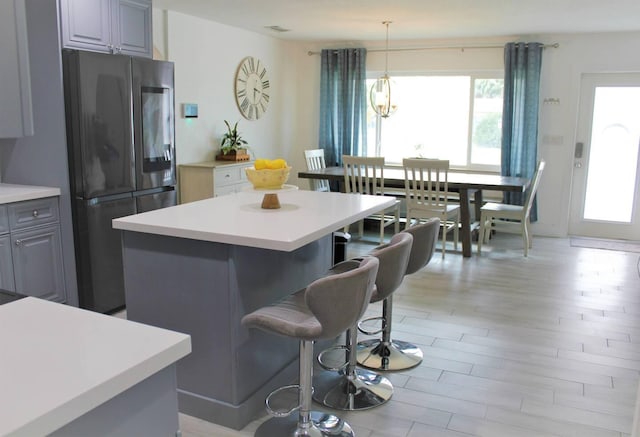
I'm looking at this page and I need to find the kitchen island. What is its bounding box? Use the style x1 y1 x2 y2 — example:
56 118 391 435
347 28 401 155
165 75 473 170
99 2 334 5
113 189 394 429
0 297 191 436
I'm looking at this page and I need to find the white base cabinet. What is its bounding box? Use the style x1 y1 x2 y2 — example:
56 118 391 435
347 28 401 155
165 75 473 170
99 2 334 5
0 197 65 302
178 161 254 204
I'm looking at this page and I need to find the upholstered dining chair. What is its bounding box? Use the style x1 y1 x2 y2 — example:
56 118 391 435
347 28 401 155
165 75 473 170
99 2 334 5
403 158 460 258
343 155 400 244
478 160 546 257
304 149 330 192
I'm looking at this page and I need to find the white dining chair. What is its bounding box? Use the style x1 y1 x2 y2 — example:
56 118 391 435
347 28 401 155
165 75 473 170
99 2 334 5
478 160 546 257
303 149 330 192
343 155 400 244
403 158 460 258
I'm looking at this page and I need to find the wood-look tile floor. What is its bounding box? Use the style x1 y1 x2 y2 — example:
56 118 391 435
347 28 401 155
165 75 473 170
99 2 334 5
177 233 640 437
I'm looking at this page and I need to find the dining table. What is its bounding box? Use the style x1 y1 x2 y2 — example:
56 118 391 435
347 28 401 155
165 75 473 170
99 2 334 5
298 166 530 258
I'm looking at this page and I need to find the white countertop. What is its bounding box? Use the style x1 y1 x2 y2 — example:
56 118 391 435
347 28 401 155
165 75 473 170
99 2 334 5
113 190 395 252
0 183 61 204
0 298 191 437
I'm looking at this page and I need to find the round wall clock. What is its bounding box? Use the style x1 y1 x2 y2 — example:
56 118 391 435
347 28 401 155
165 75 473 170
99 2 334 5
235 56 270 120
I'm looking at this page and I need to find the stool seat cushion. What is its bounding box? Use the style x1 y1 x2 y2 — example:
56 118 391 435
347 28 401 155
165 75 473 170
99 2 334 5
242 257 379 341
242 288 323 340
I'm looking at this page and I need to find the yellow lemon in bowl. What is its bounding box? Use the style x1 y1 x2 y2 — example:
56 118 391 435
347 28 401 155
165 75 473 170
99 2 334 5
254 159 269 170
245 158 290 189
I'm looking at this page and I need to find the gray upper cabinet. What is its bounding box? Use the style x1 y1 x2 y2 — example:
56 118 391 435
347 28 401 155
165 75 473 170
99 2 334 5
59 0 152 58
0 0 34 138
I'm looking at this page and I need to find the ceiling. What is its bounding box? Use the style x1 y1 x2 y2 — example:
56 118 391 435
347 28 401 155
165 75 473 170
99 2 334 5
153 0 640 42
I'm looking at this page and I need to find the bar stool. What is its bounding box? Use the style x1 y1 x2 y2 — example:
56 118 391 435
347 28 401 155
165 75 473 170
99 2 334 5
242 256 379 437
312 232 413 411
357 219 440 371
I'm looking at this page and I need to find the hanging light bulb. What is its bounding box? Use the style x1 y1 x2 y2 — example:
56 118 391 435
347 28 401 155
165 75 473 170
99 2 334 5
370 21 398 118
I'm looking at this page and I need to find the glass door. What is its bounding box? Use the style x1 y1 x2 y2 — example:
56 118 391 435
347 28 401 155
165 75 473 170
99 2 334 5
569 73 640 240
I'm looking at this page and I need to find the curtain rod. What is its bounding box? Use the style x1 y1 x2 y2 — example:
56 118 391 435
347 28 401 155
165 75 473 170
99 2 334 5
307 42 559 56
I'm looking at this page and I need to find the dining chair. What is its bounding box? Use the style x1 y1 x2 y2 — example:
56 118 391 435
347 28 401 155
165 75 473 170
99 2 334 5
303 149 330 192
478 160 546 257
403 158 460 258
343 155 401 244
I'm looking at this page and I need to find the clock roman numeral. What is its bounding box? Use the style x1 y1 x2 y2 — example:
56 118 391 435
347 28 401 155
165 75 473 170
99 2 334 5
262 80 270 89
259 68 266 79
262 93 270 103
248 105 255 119
240 97 249 112
236 88 246 98
249 57 255 72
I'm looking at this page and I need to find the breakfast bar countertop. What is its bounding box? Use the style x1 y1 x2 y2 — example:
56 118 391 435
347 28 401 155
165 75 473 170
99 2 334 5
0 183 61 204
113 189 395 252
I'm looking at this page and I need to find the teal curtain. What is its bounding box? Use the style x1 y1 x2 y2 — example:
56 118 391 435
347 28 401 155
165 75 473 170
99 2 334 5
319 48 367 167
502 42 543 220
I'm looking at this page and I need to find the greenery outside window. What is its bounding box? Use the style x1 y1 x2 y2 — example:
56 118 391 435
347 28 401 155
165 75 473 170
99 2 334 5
366 73 504 171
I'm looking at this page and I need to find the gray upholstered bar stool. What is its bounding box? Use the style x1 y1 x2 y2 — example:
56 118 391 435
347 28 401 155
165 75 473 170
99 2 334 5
357 219 440 371
312 232 413 411
242 256 379 437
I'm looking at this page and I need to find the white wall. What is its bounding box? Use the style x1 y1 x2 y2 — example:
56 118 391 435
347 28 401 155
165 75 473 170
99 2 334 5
154 9 640 237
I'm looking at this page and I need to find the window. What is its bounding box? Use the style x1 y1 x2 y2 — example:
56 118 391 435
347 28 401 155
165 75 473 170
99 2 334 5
366 74 504 170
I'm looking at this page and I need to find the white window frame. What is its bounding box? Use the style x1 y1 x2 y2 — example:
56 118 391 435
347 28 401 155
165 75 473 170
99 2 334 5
366 70 504 173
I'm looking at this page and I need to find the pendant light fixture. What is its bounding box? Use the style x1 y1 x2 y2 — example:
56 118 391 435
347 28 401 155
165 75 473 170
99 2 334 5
370 21 398 118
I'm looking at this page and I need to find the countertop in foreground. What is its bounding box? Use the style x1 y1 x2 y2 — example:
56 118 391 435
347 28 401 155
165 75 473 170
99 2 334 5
0 298 191 437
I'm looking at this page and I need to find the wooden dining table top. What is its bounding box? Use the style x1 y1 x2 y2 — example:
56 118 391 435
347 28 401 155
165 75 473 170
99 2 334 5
298 166 529 193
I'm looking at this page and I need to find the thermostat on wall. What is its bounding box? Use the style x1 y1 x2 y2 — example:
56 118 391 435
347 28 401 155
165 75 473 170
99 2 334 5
182 103 198 118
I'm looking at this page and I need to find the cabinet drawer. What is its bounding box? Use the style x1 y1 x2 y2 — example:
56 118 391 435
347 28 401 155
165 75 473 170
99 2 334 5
0 205 8 235
8 197 59 231
214 166 244 187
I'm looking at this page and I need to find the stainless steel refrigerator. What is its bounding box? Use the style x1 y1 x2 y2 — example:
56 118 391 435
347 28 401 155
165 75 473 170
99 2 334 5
62 50 177 313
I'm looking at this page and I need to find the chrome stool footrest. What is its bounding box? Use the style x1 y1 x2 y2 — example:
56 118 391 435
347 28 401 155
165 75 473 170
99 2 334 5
357 316 384 336
317 345 350 372
265 384 300 417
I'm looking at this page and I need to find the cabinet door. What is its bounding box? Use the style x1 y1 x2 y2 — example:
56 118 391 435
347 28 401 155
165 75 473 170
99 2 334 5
0 0 34 138
59 0 112 53
11 224 65 302
0 235 16 292
112 0 152 57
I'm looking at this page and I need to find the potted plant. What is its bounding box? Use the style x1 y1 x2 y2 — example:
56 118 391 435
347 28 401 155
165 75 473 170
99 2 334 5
217 120 250 161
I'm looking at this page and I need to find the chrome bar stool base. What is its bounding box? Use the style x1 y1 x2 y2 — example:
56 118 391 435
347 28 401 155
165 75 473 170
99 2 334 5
255 411 354 437
357 338 423 371
312 367 393 411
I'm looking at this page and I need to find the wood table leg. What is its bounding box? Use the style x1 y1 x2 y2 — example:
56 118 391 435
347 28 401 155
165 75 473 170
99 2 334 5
459 188 472 257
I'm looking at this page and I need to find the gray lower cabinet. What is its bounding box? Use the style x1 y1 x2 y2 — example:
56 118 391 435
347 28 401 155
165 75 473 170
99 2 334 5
0 197 66 302
0 236 15 291
59 0 152 58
